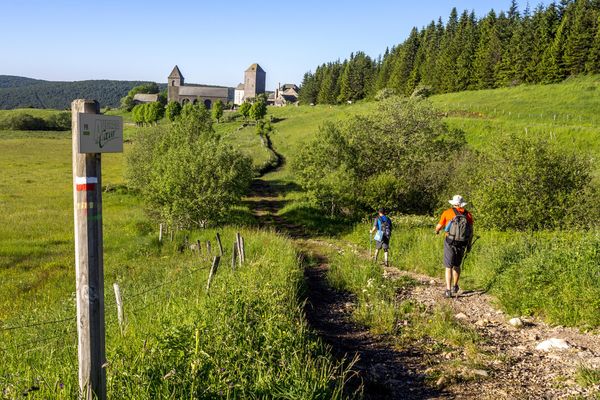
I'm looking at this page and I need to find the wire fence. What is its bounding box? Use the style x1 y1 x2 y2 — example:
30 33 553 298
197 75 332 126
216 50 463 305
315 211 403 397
0 232 245 362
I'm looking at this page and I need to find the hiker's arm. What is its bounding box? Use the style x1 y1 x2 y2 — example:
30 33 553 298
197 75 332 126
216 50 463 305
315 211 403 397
434 223 443 235
370 219 377 233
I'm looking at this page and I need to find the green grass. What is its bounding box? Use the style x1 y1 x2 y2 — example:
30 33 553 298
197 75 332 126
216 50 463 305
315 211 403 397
215 120 274 169
0 131 351 397
430 75 600 173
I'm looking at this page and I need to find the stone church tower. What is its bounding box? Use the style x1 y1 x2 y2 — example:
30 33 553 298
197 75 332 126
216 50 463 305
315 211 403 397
244 63 266 99
168 65 184 102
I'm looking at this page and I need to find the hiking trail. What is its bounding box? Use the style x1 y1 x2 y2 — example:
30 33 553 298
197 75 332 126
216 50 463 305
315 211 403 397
246 159 600 399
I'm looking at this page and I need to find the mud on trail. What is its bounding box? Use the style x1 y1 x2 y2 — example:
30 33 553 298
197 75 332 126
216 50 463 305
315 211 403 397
246 174 600 399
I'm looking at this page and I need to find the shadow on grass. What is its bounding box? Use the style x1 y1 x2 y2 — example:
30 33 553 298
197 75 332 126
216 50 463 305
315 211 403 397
279 204 357 238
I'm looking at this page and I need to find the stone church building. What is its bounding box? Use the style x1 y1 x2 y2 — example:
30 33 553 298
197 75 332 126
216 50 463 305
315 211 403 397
167 63 266 108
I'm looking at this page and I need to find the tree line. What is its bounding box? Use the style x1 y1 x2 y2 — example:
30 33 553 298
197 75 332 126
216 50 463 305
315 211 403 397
299 0 600 104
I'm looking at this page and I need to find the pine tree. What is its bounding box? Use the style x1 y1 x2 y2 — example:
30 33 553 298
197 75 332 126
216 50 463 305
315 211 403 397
298 71 318 105
564 0 595 75
436 8 460 92
494 11 516 86
454 10 479 90
388 28 420 95
474 10 502 89
419 19 445 89
586 15 600 72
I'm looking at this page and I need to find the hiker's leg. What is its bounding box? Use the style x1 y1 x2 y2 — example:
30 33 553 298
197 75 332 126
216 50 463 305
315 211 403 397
373 248 379 261
452 266 460 287
384 250 388 266
445 267 452 290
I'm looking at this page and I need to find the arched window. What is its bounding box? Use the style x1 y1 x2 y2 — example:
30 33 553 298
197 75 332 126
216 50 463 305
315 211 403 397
204 99 212 109
171 80 175 86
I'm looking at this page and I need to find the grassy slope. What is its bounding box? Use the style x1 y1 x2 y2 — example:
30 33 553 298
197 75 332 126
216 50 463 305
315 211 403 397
430 75 600 171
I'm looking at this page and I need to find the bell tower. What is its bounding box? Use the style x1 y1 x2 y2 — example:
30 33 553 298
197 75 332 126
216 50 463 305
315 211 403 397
167 65 184 103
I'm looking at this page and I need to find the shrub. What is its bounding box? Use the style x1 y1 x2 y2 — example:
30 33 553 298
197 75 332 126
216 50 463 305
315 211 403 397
127 104 254 228
294 97 466 215
467 136 597 230
165 101 182 122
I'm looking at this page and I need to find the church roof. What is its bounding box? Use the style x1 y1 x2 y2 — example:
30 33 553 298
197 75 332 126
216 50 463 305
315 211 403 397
235 83 245 90
179 85 228 98
133 93 159 103
245 63 265 73
168 65 184 79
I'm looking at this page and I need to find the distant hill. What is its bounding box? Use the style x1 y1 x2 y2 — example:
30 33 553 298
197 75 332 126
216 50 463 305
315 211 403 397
0 76 166 110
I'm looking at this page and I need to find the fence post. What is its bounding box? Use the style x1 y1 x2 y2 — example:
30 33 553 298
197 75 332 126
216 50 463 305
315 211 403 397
196 240 202 259
240 236 246 264
206 240 212 257
113 283 124 335
236 232 243 266
72 99 106 400
159 224 163 243
215 233 224 256
231 242 238 271
206 256 221 293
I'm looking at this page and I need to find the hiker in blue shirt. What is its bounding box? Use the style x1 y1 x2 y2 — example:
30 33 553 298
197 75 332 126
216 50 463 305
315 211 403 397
369 208 392 267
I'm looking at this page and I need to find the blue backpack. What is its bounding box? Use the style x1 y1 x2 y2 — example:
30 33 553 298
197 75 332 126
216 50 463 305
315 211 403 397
377 216 392 239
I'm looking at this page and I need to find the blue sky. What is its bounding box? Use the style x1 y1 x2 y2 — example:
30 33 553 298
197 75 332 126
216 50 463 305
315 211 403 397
1 0 543 90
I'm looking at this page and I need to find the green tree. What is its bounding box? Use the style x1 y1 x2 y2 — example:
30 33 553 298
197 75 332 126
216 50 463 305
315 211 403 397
145 102 165 124
127 105 253 228
165 101 182 122
249 96 267 121
564 0 596 75
212 99 224 122
474 10 502 88
586 15 600 72
238 101 251 120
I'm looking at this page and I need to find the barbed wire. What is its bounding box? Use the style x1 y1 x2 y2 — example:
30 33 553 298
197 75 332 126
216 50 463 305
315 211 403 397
0 328 76 354
0 316 75 333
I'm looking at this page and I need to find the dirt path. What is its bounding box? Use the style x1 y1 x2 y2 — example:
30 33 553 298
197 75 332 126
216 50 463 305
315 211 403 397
246 173 600 399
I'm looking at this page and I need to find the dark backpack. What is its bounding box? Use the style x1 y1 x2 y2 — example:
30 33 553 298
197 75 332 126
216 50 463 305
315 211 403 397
447 209 472 245
378 216 392 239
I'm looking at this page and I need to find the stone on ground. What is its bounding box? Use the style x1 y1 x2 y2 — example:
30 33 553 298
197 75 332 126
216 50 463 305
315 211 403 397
535 338 570 351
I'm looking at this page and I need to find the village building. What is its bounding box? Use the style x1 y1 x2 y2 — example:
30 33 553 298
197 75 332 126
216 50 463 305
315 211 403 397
233 63 266 105
132 93 159 105
167 65 233 109
269 83 299 106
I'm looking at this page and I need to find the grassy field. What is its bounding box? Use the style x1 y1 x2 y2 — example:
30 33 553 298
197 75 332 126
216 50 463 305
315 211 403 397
0 127 350 397
430 75 600 173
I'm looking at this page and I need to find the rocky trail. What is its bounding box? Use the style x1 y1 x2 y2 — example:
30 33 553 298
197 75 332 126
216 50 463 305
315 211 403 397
246 173 600 399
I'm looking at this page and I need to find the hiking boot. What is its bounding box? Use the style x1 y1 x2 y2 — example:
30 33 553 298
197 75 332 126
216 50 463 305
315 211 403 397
444 289 452 298
453 285 459 294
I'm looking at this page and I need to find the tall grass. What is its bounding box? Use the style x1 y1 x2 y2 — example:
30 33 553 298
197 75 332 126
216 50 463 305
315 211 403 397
1 229 351 398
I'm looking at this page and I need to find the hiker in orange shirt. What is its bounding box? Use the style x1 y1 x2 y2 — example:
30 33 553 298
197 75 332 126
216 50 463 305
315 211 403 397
434 195 474 298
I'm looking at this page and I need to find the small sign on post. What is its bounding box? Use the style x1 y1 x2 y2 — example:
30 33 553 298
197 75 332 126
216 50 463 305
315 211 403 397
77 113 123 153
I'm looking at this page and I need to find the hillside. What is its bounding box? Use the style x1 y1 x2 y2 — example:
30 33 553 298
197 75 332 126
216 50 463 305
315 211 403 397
0 76 163 109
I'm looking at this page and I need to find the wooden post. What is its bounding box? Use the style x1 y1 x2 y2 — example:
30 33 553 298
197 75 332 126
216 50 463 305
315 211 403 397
206 240 212 256
231 241 238 271
236 232 243 266
240 236 246 264
196 239 202 259
215 233 224 256
113 283 124 335
206 256 221 293
159 223 163 243
72 99 106 400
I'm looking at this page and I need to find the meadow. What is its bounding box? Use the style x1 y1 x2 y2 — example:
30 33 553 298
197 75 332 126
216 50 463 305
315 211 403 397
1 74 599 396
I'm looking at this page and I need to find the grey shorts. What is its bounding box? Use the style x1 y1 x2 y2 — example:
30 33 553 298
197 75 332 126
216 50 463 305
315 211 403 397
444 239 466 269
376 237 389 251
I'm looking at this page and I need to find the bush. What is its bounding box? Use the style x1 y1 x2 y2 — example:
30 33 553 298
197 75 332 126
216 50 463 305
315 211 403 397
294 97 466 215
127 104 254 228
466 136 597 230
165 101 182 121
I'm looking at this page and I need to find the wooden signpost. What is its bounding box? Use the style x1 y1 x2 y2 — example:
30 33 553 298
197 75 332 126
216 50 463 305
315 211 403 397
72 99 123 400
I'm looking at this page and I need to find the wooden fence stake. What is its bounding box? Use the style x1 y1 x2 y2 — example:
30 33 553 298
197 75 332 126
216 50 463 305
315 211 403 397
215 233 224 256
159 224 163 243
112 283 124 336
231 241 238 271
196 240 202 258
206 240 212 257
72 99 106 400
240 236 246 264
236 232 242 266
206 256 221 293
